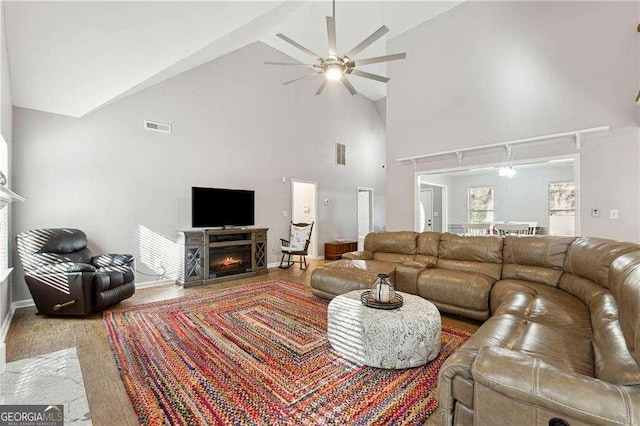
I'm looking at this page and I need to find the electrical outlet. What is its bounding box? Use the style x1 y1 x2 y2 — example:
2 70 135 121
610 209 619 219
282 210 288 217
591 208 600 218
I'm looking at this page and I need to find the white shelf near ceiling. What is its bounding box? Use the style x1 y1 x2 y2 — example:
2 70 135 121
0 186 24 203
396 126 610 166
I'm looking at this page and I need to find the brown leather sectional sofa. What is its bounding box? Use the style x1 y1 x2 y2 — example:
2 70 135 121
310 231 640 425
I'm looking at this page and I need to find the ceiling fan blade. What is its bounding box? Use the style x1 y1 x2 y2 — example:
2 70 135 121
283 73 319 86
352 52 406 67
315 81 327 96
276 33 321 59
344 26 389 59
341 76 357 96
326 16 337 56
265 61 317 68
349 69 390 83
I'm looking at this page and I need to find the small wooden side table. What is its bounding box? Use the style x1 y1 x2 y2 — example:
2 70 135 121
325 241 358 260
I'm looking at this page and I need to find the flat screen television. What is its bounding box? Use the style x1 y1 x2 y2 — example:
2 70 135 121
192 187 255 228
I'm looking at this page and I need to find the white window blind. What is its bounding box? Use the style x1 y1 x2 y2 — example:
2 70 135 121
0 136 8 272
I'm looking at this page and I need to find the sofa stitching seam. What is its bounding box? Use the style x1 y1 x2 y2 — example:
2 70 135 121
472 369 627 424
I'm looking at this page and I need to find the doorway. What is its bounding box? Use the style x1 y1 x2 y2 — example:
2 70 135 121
291 180 318 258
420 189 433 232
415 154 579 236
357 187 374 251
416 180 447 233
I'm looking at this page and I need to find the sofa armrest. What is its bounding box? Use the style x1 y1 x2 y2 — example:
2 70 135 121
395 262 432 294
472 346 640 425
91 254 134 268
402 260 428 268
341 250 373 260
33 262 96 274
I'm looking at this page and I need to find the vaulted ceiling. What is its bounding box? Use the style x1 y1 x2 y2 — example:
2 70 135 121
5 1 462 118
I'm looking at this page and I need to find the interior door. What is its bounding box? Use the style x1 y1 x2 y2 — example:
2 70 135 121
421 189 434 232
292 180 318 258
358 190 372 251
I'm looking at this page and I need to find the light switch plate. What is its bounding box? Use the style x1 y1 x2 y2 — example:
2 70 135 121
610 209 619 219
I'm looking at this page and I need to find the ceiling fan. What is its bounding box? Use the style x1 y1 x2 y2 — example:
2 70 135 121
265 0 406 96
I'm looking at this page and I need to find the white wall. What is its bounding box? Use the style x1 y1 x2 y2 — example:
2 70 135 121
386 1 640 242
447 165 574 229
11 41 386 301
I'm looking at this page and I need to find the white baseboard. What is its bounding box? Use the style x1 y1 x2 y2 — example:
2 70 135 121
1 299 34 341
1 298 35 375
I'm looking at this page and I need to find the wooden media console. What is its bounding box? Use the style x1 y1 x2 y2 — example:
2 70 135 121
177 228 268 288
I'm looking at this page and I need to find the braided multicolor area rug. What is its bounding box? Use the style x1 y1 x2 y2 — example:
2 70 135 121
104 279 471 425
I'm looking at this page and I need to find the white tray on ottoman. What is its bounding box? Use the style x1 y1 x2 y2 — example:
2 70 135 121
327 290 441 369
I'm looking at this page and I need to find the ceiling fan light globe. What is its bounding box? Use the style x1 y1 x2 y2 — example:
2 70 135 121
325 65 343 81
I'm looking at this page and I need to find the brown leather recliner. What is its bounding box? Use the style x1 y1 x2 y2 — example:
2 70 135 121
16 228 135 315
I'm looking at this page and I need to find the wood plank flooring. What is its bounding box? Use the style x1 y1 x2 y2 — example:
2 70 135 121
6 259 480 426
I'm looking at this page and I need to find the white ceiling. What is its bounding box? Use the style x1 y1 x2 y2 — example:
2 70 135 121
5 1 462 118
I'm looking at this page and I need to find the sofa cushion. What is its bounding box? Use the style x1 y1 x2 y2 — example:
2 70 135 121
437 234 503 281
30 248 93 271
439 233 503 263
563 237 639 289
415 232 439 267
325 259 396 277
418 269 494 314
372 252 416 263
437 259 502 282
417 232 440 256
310 259 398 299
18 228 88 254
554 270 639 383
33 262 96 274
364 231 417 255
589 290 640 385
491 280 593 338
501 236 575 287
609 252 640 369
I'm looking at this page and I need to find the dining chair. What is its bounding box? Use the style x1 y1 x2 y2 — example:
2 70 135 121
461 222 489 236
494 223 531 236
509 221 538 235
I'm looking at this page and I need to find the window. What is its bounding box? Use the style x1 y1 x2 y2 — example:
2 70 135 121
468 186 494 222
549 181 575 236
335 142 346 166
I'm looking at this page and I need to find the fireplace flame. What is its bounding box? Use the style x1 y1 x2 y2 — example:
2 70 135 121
223 257 240 266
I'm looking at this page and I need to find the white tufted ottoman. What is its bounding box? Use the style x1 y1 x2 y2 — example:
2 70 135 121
327 290 441 369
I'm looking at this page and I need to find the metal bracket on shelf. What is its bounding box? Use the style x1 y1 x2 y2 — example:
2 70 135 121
505 144 513 159
574 134 582 150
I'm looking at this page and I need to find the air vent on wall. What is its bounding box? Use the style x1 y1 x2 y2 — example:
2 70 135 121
336 142 346 166
144 120 172 134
